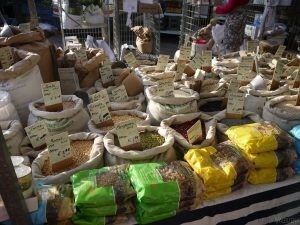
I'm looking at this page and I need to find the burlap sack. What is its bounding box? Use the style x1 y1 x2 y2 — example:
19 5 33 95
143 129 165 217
161 112 217 152
136 38 153 54
145 86 199 125
28 95 90 134
262 95 300 131
32 132 104 185
88 110 151 135
1 120 24 155
131 26 153 54
103 126 176 166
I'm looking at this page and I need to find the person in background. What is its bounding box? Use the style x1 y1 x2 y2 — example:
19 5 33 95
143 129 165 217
213 0 250 53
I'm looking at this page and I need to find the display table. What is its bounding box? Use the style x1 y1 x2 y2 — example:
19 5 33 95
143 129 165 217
123 175 300 225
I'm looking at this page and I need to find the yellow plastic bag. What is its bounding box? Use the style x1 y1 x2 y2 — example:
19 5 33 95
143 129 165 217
184 147 237 192
205 188 231 200
225 122 279 154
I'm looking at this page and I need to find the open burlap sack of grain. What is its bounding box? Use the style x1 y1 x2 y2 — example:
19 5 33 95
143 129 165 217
103 126 176 166
0 28 55 83
131 26 153 54
32 132 104 185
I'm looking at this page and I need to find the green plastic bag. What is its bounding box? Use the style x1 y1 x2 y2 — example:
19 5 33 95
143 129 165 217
72 213 128 225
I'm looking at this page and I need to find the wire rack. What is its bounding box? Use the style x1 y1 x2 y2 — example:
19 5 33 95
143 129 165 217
113 0 161 61
58 0 110 48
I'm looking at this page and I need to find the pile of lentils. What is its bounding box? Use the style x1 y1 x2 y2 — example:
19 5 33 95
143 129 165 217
101 115 145 132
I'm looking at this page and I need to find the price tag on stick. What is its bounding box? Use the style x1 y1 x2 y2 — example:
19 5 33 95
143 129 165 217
156 78 174 97
179 46 191 61
115 120 141 150
75 49 88 64
90 89 111 108
247 40 258 53
111 85 128 102
274 45 286 58
270 59 284 91
189 53 204 70
88 100 112 125
187 120 203 144
226 92 245 119
124 52 137 68
25 121 49 149
41 81 63 111
0 46 14 69
202 50 212 67
155 54 170 71
175 61 185 81
293 66 300 89
46 132 72 172
100 64 114 85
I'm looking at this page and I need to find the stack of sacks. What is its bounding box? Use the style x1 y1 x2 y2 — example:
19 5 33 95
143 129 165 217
225 122 296 185
129 161 204 224
184 142 250 199
71 164 136 225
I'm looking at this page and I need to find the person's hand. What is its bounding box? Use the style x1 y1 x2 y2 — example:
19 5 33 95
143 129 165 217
213 6 217 12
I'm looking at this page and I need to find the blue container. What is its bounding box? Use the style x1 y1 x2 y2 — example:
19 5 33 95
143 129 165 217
293 160 300 174
290 125 300 157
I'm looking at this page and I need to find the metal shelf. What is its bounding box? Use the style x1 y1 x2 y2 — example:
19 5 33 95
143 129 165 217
160 30 181 35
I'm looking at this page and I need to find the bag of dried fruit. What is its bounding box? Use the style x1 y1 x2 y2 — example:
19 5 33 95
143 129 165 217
103 126 177 166
213 110 264 143
94 80 145 111
184 142 250 199
71 164 135 221
262 95 300 132
32 132 104 185
145 86 199 125
28 95 90 135
128 161 204 224
161 112 217 155
88 110 151 135
1 120 24 155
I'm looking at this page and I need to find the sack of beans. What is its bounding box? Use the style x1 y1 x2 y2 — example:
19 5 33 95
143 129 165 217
198 96 227 115
145 86 199 125
88 110 151 135
94 80 145 111
214 110 264 143
32 132 104 185
128 161 204 224
262 95 300 132
0 48 43 125
28 95 90 134
0 90 20 121
161 112 217 155
184 142 250 199
1 120 24 155
71 164 135 221
248 167 295 185
103 126 176 166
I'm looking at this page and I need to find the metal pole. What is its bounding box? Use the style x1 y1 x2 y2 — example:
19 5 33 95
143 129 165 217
0 128 32 225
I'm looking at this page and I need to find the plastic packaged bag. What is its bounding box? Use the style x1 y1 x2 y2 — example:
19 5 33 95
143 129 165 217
248 167 295 184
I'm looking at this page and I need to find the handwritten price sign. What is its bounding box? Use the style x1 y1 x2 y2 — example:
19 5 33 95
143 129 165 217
115 120 140 148
41 81 62 106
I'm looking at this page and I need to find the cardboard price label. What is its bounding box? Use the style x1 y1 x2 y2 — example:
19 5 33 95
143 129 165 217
202 50 212 67
284 66 298 78
194 69 205 81
226 92 245 115
115 120 140 148
227 79 240 95
100 66 114 84
88 100 111 124
274 45 286 58
124 52 137 68
272 59 284 82
25 121 49 148
90 89 111 108
179 46 191 61
75 49 88 63
111 85 128 102
293 66 300 88
46 132 71 165
41 81 62 106
189 54 204 70
237 56 254 81
18 23 31 33
0 46 14 69
247 40 258 53
58 68 80 95
175 62 185 81
157 78 174 97
155 54 170 71
187 120 202 144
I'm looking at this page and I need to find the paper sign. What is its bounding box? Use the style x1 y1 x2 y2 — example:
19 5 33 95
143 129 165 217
227 92 245 115
155 54 169 71
175 61 185 80
272 59 284 82
111 85 128 102
293 66 300 88
0 46 14 69
100 60 114 84
115 120 140 148
41 81 62 106
67 42 82 50
46 132 71 165
179 46 191 61
75 49 88 63
90 89 111 108
274 45 286 58
187 120 202 144
58 68 80 95
283 66 298 77
88 100 111 124
247 41 258 53
227 79 240 96
123 0 138 12
189 54 204 70
157 78 174 97
25 121 49 148
194 69 205 80
202 50 212 67
124 52 137 68
237 56 254 81
19 23 31 33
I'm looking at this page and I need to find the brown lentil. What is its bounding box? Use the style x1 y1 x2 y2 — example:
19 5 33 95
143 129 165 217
35 101 76 111
101 115 144 132
42 140 93 176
